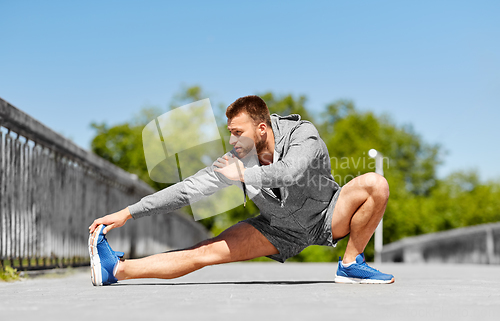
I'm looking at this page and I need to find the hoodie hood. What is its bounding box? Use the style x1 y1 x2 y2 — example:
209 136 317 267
270 113 302 158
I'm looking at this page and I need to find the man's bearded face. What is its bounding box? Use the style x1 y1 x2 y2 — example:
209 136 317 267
227 112 266 160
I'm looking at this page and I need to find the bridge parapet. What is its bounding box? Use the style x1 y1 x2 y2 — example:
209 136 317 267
381 222 500 264
0 97 208 270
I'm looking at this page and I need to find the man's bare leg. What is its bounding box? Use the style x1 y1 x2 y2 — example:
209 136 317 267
115 222 279 280
330 172 390 263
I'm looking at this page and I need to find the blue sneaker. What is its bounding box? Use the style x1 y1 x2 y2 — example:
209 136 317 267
88 224 123 286
335 253 395 284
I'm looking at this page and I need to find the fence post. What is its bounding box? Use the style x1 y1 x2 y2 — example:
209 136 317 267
369 149 384 264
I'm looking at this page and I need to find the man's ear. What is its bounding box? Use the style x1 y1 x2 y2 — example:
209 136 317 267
257 122 267 136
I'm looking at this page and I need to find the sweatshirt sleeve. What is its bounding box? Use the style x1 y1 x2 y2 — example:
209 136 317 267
128 162 234 219
244 122 323 188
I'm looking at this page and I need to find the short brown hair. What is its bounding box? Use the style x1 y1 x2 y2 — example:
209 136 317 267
226 95 272 127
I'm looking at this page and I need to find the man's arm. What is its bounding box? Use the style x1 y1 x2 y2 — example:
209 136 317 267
245 122 324 188
128 164 233 219
89 156 235 234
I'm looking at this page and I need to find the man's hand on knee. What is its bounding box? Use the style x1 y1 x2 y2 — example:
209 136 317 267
89 207 133 234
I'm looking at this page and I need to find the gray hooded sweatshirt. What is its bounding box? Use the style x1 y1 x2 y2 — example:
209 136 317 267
128 114 340 232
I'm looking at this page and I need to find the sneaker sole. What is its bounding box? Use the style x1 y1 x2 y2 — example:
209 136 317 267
88 224 104 286
334 275 395 284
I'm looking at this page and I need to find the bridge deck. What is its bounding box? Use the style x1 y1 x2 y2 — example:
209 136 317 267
1 262 499 320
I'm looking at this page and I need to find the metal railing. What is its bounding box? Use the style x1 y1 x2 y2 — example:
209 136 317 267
0 97 208 270
381 222 500 264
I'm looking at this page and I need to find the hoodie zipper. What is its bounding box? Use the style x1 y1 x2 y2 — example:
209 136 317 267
242 182 247 207
261 187 285 208
246 114 295 209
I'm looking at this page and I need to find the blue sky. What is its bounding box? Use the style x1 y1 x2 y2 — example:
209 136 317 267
1 0 499 181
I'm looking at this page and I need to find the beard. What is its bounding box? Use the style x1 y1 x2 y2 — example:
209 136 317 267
254 132 273 164
234 131 266 160
254 132 266 154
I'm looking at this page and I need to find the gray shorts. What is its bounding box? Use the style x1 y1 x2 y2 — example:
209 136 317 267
240 187 345 263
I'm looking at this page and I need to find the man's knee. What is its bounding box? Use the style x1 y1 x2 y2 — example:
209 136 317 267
364 172 390 201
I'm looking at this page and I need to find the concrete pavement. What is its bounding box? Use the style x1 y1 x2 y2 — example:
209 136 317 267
1 262 499 321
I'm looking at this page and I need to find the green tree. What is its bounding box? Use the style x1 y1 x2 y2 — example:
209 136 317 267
90 107 166 191
318 99 441 195
260 92 314 122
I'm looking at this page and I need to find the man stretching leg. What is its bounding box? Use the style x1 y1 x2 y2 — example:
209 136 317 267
88 95 394 285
